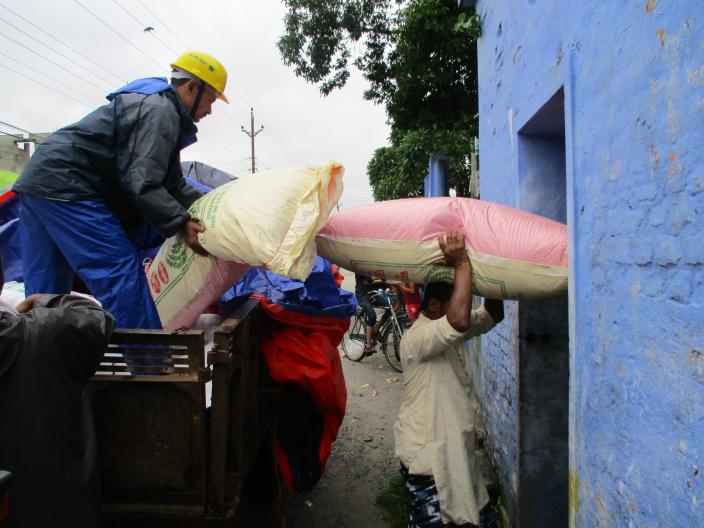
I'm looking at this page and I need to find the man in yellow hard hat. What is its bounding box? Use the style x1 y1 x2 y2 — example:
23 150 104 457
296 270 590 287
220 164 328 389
13 51 228 329
170 50 229 121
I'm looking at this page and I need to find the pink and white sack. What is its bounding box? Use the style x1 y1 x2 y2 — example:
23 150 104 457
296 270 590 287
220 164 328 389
316 197 567 300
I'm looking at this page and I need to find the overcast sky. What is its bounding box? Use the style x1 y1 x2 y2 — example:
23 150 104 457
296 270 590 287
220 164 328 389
0 0 389 209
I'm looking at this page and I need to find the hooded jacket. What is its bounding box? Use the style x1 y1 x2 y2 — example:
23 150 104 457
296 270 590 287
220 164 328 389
13 78 202 237
0 294 115 527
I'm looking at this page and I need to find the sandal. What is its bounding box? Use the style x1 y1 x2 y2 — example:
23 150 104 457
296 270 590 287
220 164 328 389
363 344 377 356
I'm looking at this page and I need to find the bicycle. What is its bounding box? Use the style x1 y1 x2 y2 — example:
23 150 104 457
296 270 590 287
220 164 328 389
341 289 407 372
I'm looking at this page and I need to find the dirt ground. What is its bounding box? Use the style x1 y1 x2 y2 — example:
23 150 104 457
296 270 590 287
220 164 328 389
237 271 406 528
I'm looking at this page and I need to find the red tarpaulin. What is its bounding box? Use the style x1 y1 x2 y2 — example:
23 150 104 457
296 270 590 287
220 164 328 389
254 294 349 491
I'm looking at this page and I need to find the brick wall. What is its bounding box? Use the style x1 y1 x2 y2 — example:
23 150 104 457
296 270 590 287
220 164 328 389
480 302 519 516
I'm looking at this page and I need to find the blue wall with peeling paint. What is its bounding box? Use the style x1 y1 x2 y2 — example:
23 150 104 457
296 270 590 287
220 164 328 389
472 0 704 526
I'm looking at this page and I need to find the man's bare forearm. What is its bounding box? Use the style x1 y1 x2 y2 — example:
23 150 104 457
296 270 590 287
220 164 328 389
446 260 472 332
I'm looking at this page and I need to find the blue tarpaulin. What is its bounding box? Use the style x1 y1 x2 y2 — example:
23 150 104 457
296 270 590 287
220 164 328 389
220 257 357 319
181 161 237 190
0 193 21 282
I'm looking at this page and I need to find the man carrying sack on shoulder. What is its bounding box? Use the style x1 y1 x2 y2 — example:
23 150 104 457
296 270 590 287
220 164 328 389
394 231 504 528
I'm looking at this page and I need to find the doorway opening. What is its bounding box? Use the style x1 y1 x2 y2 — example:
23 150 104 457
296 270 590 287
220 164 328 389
516 87 569 527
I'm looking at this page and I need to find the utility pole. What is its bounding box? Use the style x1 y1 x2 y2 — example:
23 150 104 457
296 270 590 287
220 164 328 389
240 107 263 174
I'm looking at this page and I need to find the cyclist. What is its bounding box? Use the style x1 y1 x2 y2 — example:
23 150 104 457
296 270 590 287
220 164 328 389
354 272 389 355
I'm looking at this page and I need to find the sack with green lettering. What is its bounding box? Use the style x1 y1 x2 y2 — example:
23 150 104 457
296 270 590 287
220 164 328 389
147 162 344 329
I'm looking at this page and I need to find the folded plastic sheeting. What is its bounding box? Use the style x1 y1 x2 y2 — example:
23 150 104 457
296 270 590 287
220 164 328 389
255 296 348 492
215 257 352 491
147 162 344 329
317 197 568 300
221 257 357 318
181 160 237 190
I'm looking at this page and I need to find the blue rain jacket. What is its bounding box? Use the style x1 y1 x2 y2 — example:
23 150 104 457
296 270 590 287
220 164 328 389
14 77 201 238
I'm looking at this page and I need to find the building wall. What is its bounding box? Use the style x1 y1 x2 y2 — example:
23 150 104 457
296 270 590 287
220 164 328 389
0 137 30 174
481 302 519 516
472 1 703 526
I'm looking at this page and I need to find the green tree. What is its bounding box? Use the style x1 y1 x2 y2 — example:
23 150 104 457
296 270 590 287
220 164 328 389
278 0 401 97
278 0 480 200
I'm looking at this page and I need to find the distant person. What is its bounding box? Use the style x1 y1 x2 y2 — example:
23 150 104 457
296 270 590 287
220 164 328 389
397 280 422 321
386 282 407 315
394 232 504 528
13 50 229 328
0 252 115 527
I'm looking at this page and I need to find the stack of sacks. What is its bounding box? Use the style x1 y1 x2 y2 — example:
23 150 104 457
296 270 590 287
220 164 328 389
148 162 344 329
316 197 568 300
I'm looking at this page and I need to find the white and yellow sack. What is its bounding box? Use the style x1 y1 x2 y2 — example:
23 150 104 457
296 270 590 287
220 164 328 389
147 161 344 329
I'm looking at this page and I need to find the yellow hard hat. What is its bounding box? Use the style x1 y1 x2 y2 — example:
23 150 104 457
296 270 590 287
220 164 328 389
170 50 229 103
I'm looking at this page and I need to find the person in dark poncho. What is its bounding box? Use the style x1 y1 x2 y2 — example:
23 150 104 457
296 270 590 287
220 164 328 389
12 50 229 329
0 252 115 527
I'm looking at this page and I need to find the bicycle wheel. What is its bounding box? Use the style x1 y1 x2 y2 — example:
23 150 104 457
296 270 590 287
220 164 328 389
341 315 367 362
381 323 403 373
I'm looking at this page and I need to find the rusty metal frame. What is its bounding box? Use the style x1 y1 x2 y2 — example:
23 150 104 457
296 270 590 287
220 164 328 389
92 299 268 525
94 327 208 382
206 298 266 519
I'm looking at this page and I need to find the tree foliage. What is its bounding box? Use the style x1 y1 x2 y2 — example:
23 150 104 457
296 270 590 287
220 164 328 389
278 0 400 97
278 0 481 200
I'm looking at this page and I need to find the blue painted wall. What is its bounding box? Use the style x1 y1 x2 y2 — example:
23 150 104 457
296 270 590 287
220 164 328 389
472 1 704 525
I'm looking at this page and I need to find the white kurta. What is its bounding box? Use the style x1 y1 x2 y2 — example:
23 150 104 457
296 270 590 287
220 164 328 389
394 307 497 525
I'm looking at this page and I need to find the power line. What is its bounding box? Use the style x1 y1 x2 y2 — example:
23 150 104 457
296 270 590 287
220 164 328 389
72 0 164 70
3 3 299 173
0 130 24 140
0 120 30 133
116 1 300 169
259 130 300 166
250 137 288 168
0 13 113 90
255 148 286 169
245 109 299 165
111 0 178 56
134 0 190 50
215 104 297 167
228 97 254 118
217 107 248 128
194 131 250 161
64 3 261 169
243 104 303 166
70 1 261 164
232 90 256 114
197 138 248 160
187 144 248 169
0 28 109 93
188 141 249 166
0 2 125 84
191 122 251 157
0 60 93 109
0 50 97 105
